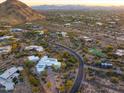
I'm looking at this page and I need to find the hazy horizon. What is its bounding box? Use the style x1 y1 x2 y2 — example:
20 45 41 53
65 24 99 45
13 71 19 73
0 0 124 6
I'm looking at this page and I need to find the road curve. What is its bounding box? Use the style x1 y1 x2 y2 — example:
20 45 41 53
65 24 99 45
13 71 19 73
55 43 84 93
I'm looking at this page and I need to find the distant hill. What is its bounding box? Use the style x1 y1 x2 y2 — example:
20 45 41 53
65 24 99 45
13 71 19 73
32 5 124 11
0 0 45 25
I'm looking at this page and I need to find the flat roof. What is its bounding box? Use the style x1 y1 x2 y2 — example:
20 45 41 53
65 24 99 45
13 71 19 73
0 67 18 79
36 56 61 73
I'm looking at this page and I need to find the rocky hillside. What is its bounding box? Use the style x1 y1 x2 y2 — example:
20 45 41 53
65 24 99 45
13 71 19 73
0 0 45 25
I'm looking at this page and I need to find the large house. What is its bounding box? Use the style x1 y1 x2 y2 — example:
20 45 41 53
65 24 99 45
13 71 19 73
56 32 68 37
10 28 23 32
25 45 44 52
0 67 23 91
35 30 44 35
0 36 13 41
115 49 124 56
35 56 61 74
61 32 68 37
32 25 43 30
83 36 93 42
0 46 11 54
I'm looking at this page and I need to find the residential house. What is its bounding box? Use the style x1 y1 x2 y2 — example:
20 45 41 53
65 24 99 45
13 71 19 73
115 49 124 56
83 36 93 42
0 36 13 41
101 63 113 68
25 45 44 52
10 28 23 32
0 46 11 54
0 67 23 91
36 56 61 74
64 23 71 27
96 22 103 26
35 30 44 35
56 32 68 37
32 25 43 30
28 55 40 62
61 32 68 37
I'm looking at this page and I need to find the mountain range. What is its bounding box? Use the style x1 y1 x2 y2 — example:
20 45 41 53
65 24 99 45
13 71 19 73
0 0 45 25
32 5 124 11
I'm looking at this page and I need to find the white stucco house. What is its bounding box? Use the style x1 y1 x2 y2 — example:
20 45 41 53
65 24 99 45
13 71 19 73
0 46 11 54
35 56 61 74
25 45 44 52
64 23 71 26
10 28 23 32
115 49 124 56
28 55 40 62
56 32 68 37
96 22 103 26
0 36 13 41
83 36 93 42
0 67 23 91
0 78 14 91
35 30 44 35
61 32 68 37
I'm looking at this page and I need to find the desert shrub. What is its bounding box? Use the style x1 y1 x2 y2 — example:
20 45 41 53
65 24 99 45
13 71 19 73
111 77 119 83
29 75 39 86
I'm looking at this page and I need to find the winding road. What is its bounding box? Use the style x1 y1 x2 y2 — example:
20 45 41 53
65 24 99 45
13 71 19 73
55 43 84 93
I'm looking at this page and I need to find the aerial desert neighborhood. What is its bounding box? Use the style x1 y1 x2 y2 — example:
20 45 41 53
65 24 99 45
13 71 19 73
0 0 124 93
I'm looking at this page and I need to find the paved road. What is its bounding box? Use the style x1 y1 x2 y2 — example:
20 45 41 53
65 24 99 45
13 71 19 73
55 43 84 93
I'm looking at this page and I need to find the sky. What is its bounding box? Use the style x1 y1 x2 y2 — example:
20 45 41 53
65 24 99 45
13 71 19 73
0 0 124 6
